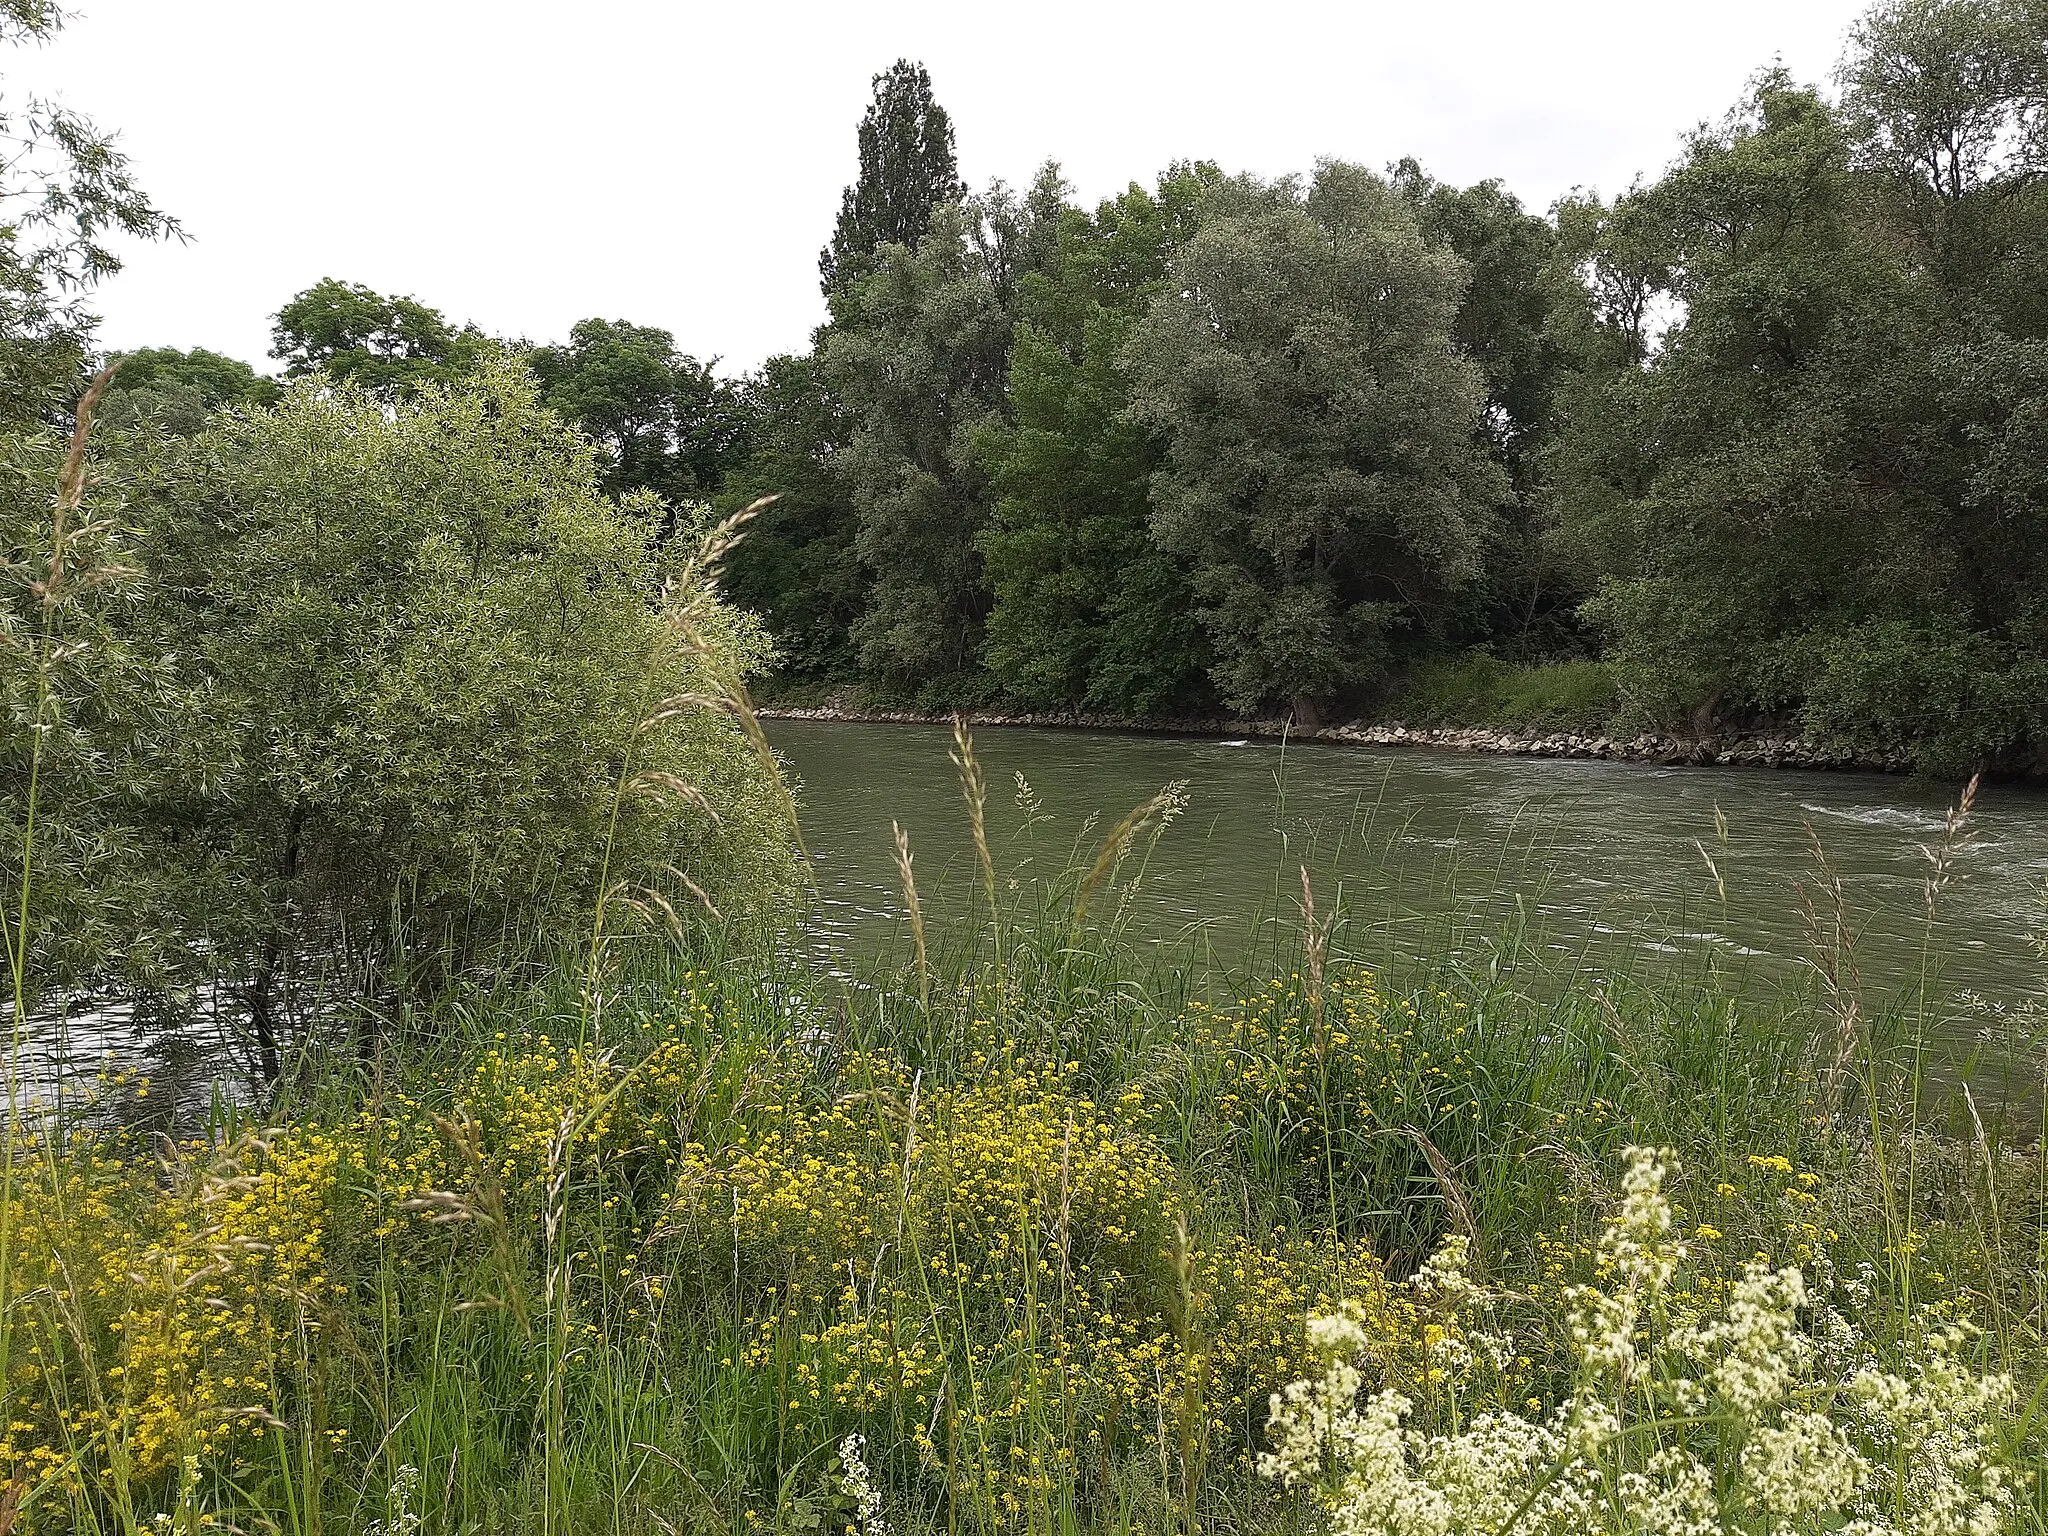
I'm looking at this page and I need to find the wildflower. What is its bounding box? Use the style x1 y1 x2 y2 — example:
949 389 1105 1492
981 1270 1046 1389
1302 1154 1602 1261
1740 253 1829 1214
365 1465 422 1536
1673 1260 1808 1421
839 1433 887 1535
1261 1150 2023 1536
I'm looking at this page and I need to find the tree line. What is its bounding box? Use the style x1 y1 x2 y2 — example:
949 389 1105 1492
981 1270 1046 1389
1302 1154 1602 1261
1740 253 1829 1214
103 3 2048 774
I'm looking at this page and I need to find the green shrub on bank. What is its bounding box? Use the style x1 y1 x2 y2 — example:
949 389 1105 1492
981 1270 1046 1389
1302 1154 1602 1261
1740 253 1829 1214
5 357 795 1050
1390 652 1619 732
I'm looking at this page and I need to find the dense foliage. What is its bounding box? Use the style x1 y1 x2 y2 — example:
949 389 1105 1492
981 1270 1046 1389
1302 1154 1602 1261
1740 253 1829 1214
720 5 2046 771
119 360 794 1064
1122 162 1505 725
0 14 793 1052
1551 33 2048 773
90 6 2036 770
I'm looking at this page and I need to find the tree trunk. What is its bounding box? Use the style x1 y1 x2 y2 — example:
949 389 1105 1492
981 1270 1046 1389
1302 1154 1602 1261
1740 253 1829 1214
248 802 308 1086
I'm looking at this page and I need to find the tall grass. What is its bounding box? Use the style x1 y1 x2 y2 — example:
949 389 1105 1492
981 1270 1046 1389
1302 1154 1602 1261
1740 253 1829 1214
0 727 2043 1534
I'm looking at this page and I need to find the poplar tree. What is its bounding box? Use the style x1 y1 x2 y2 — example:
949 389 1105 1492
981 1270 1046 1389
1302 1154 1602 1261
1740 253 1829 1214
818 60 966 302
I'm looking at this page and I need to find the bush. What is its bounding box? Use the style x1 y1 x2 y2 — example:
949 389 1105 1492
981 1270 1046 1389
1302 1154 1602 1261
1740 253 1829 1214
1392 652 1618 731
1795 617 2047 775
119 356 796 1050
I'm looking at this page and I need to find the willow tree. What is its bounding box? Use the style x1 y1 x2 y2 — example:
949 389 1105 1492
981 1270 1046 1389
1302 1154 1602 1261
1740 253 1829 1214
1122 161 1505 727
128 357 795 1066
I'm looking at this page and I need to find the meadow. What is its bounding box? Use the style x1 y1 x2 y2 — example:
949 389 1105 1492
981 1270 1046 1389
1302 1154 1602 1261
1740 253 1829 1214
2 737 2042 1536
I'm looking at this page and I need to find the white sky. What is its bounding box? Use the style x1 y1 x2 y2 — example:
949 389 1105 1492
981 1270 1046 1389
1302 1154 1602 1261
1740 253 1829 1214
16 0 1871 377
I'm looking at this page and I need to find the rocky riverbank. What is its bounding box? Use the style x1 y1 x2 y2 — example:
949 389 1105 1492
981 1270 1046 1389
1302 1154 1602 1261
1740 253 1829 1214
754 704 1916 773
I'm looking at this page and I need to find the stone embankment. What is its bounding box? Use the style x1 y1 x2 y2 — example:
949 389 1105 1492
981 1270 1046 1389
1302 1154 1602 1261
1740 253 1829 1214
756 705 1914 773
1320 722 1910 770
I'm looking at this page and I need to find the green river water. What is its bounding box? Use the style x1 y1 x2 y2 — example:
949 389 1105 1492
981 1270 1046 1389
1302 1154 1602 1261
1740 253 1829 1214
33 718 2048 1111
769 719 2048 1022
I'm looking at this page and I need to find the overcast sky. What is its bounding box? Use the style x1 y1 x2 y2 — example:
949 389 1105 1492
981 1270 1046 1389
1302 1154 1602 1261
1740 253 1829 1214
16 0 1873 377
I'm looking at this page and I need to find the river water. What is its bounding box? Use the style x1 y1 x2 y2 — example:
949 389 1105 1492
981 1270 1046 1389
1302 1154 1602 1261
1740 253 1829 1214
769 720 2048 1021
23 720 2046 1117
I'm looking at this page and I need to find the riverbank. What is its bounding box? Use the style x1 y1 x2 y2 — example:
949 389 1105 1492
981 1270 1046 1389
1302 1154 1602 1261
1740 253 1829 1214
757 703 1918 773
11 901 2043 1532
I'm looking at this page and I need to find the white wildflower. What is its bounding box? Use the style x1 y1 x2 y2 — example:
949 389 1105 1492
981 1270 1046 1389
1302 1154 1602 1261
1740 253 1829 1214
1742 1410 1868 1520
1568 1282 1642 1379
838 1433 886 1536
1568 1147 1687 1382
366 1466 422 1536
1848 1327 2017 1536
1260 1152 2023 1536
1307 1303 1377 1358
1420 1412 1582 1532
1606 1145 1687 1291
1618 1448 1720 1536
1672 1260 1808 1421
1409 1234 1477 1308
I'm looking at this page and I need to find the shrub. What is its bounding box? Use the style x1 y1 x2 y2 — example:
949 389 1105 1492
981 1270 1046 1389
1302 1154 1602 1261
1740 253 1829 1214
120 356 796 1050
1392 652 1618 731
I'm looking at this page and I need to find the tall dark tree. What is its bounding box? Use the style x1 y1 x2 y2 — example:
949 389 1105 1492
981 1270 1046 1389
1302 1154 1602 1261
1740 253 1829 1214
718 353 866 678
818 60 966 302
825 205 1014 686
977 167 1216 715
1391 160 1592 656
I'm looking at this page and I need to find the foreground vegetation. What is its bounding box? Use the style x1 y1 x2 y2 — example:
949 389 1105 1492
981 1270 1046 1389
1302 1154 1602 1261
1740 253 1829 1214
4 749 2045 1532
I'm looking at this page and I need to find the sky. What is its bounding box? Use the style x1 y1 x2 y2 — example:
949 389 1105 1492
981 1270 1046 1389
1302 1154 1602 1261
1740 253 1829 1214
14 0 1875 378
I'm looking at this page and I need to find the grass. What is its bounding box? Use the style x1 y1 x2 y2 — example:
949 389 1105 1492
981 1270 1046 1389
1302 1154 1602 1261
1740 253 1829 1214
1387 652 1620 734
1 732 2044 1534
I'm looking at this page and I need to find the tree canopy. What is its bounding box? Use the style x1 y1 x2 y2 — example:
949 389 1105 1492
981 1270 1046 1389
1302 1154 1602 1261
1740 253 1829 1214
819 59 967 302
1122 162 1507 724
270 277 490 399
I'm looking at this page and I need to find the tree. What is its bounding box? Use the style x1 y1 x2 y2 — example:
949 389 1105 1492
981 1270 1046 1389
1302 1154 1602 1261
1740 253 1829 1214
0 8 174 430
270 278 489 399
824 205 1014 687
1390 162 1575 478
1838 0 2048 323
98 346 278 436
529 318 752 510
1 5 180 1010
819 60 966 302
128 357 794 1066
1122 162 1506 726
977 167 1215 714
1392 160 1591 655
718 352 866 678
1552 70 2048 769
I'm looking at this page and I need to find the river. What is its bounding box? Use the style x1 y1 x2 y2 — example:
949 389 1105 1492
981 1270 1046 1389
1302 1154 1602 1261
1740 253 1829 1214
769 719 2048 1021
24 720 2047 1117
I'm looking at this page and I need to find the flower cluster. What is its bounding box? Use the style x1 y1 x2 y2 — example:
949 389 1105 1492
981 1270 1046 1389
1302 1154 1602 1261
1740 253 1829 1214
1264 1148 2025 1536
